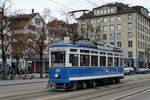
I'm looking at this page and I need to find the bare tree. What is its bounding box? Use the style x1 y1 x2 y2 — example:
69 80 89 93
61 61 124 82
27 8 50 78
0 0 14 78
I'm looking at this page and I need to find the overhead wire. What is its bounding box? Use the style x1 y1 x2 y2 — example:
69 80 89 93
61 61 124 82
48 0 74 10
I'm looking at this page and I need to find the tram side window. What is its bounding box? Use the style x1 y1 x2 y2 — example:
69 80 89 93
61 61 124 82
108 57 113 66
80 55 90 66
69 54 78 66
51 51 65 67
100 56 106 66
91 55 98 66
114 58 119 66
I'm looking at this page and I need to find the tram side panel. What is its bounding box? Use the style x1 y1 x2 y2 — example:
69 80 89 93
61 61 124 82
49 67 124 84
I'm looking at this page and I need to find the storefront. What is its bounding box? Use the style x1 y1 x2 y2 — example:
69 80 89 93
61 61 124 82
25 54 49 74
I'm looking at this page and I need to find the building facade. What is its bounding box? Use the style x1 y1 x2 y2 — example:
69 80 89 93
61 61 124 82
78 3 150 68
10 10 49 75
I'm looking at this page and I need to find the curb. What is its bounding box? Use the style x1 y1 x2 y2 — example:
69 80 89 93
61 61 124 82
0 81 47 87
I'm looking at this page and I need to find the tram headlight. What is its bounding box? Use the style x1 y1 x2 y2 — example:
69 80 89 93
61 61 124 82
54 73 59 79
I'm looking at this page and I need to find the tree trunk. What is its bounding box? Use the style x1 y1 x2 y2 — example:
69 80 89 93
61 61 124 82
16 57 20 69
39 51 43 78
2 50 7 79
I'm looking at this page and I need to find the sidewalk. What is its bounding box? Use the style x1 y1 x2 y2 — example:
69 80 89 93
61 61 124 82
0 78 48 86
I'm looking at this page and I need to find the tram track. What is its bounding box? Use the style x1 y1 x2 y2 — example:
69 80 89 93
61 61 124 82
53 77 150 100
1 75 150 100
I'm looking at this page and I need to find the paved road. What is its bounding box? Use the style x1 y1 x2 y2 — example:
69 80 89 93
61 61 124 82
1 74 150 100
0 78 48 98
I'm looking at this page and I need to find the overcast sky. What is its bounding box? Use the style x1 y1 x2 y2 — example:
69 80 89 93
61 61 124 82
11 0 150 20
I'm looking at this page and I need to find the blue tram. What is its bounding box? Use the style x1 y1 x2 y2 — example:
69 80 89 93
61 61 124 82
48 41 124 90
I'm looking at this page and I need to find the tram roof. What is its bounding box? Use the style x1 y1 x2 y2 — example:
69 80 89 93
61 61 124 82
49 42 123 53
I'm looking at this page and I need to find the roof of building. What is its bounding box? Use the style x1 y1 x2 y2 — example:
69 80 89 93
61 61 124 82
10 13 38 30
47 19 78 35
78 2 149 20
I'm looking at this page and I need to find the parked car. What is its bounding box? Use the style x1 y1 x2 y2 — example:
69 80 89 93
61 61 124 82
124 67 135 75
135 68 149 74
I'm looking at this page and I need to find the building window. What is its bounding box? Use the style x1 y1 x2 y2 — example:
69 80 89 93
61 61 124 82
108 9 111 13
128 51 133 58
103 18 107 23
96 26 100 33
97 19 101 23
128 41 133 47
117 16 121 21
138 32 141 39
117 33 121 39
110 42 114 45
128 14 132 21
91 20 94 24
117 24 121 30
103 25 107 31
97 10 100 15
138 41 140 48
128 32 132 38
110 33 113 40
101 10 103 14
117 42 121 47
111 9 114 13
110 17 114 22
110 25 114 31
104 9 107 14
128 23 132 30
35 18 40 25
103 34 107 40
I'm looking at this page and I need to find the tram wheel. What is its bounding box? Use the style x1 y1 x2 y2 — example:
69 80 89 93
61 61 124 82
83 82 87 89
72 82 78 90
92 81 97 87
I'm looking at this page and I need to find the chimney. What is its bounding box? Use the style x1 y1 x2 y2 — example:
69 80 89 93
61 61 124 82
32 9 34 14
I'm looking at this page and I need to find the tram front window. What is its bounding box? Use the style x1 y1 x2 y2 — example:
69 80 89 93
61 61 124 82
51 51 65 67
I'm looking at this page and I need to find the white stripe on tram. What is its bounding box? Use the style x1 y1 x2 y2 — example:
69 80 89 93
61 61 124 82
69 74 124 81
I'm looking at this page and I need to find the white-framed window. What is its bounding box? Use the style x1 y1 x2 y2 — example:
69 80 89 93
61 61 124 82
110 33 113 40
97 10 100 15
97 19 101 23
101 10 103 14
110 17 114 22
117 42 121 47
117 33 121 39
35 18 40 25
117 24 121 30
128 32 132 38
108 9 111 13
110 25 114 31
104 9 107 14
128 23 132 30
128 14 132 21
117 16 121 21
103 25 107 31
128 41 133 48
111 9 114 13
104 18 107 23
128 51 133 58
